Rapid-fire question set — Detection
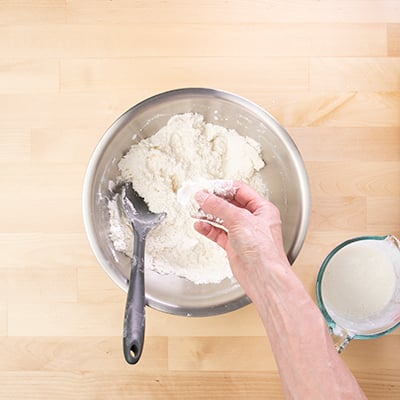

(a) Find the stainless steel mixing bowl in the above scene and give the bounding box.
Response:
[82,88,310,316]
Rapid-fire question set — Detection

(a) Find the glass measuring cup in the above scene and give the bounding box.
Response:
[316,235,400,352]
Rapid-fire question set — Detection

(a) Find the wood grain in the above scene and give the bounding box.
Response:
[388,24,400,56]
[0,1,399,399]
[60,57,310,93]
[0,24,388,58]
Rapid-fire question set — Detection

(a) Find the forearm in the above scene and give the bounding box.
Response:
[194,185,366,398]
[250,261,367,400]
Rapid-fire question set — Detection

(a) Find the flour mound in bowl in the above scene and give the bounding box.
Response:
[109,113,268,284]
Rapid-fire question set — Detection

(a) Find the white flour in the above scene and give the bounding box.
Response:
[109,113,267,284]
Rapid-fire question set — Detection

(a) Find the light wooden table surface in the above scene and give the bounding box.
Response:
[0,1,399,399]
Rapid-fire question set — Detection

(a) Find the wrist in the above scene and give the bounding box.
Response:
[248,259,300,312]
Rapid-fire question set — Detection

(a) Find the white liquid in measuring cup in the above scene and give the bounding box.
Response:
[322,240,396,320]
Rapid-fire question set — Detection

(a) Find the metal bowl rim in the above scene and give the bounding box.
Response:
[82,87,311,316]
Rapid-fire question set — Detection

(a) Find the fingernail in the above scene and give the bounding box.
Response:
[195,190,209,205]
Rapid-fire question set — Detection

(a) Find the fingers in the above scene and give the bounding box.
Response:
[231,181,281,226]
[231,180,268,213]
[194,181,268,226]
[194,220,228,249]
[195,191,248,229]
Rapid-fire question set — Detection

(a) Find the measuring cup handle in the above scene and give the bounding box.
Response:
[329,326,354,353]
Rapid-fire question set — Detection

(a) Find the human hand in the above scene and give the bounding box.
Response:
[194,181,290,295]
